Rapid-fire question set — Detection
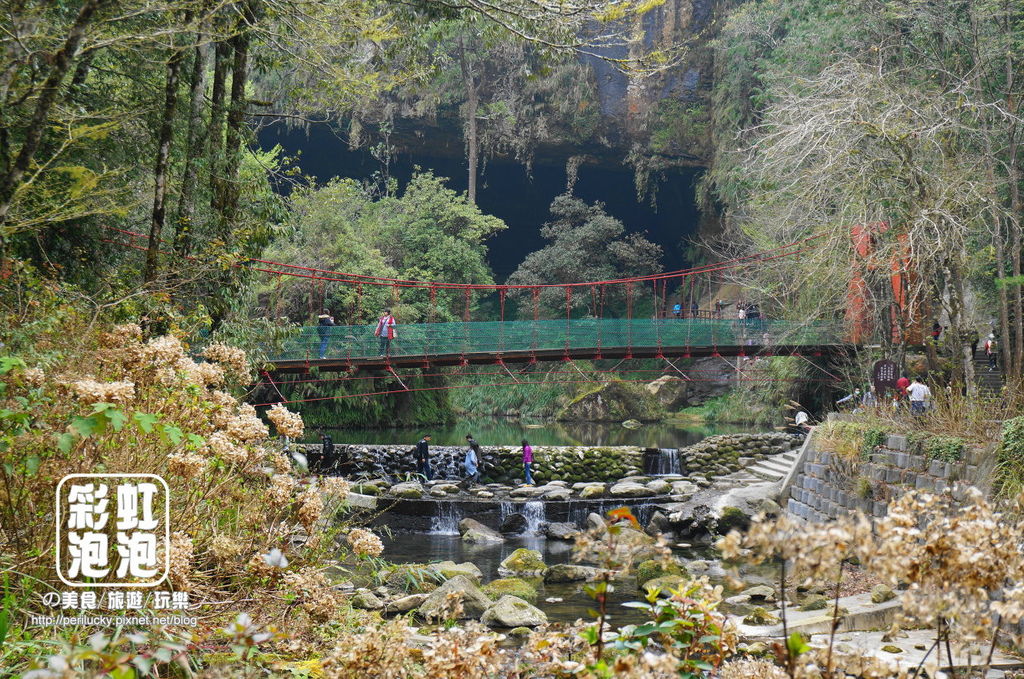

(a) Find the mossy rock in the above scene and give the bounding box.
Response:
[799,596,829,611]
[742,607,780,625]
[482,577,538,604]
[717,506,751,533]
[352,483,381,496]
[635,559,686,587]
[383,563,443,593]
[871,584,896,604]
[881,645,903,654]
[498,548,548,576]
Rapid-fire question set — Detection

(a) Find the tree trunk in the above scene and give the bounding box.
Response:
[945,258,975,397]
[208,39,230,216]
[174,35,210,259]
[1008,58,1022,378]
[458,35,478,205]
[0,0,106,234]
[1010,150,1022,379]
[220,2,253,234]
[144,45,185,284]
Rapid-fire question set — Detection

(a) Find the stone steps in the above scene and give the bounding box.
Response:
[745,451,801,482]
[973,356,1003,394]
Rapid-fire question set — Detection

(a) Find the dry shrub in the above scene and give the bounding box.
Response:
[0,317,352,629]
[322,618,506,679]
[720,658,789,679]
[720,488,1024,677]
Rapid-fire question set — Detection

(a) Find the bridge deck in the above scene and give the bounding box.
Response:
[264,319,848,373]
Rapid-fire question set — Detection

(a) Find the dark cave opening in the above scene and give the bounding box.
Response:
[259,123,705,279]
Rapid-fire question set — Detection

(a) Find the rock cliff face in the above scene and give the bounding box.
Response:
[584,0,720,119]
[373,0,728,169]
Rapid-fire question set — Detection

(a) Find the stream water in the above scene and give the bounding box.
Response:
[307,417,749,448]
[341,417,774,626]
[382,532,714,627]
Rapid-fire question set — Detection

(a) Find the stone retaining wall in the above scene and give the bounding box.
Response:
[787,434,987,523]
[302,432,801,485]
[299,443,645,484]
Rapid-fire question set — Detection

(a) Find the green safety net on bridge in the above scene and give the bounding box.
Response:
[266,319,845,363]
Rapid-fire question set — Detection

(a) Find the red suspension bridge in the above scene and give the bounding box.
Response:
[103,226,853,402]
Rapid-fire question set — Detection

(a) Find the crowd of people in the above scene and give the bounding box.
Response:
[835,375,934,416]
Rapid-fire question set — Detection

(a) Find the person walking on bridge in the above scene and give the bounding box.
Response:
[317,309,335,359]
[416,434,432,481]
[375,309,396,356]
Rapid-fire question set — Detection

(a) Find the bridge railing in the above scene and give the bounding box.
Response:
[267,319,846,363]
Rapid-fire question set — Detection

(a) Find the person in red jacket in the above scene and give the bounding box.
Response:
[896,375,911,405]
[374,309,396,356]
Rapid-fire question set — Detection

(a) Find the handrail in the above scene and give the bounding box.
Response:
[273,319,846,363]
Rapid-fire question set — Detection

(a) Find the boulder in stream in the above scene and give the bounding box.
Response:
[417,574,493,621]
[498,548,548,577]
[544,564,599,583]
[385,593,427,614]
[544,522,578,540]
[481,595,548,628]
[635,558,686,587]
[482,577,538,603]
[459,518,504,544]
[500,513,528,535]
[434,560,484,582]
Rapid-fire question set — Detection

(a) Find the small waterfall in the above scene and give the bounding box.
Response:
[521,501,546,534]
[646,449,681,476]
[498,500,547,535]
[430,501,461,535]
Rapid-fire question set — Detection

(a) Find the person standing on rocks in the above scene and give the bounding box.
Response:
[521,438,534,486]
[464,434,481,485]
[416,434,432,481]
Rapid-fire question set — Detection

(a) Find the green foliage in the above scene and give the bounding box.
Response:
[506,194,662,318]
[677,357,808,426]
[263,172,505,326]
[614,579,732,679]
[924,436,964,463]
[997,416,1024,497]
[856,476,873,500]
[907,432,964,462]
[862,427,887,457]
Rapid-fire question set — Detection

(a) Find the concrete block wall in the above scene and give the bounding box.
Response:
[786,434,981,523]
